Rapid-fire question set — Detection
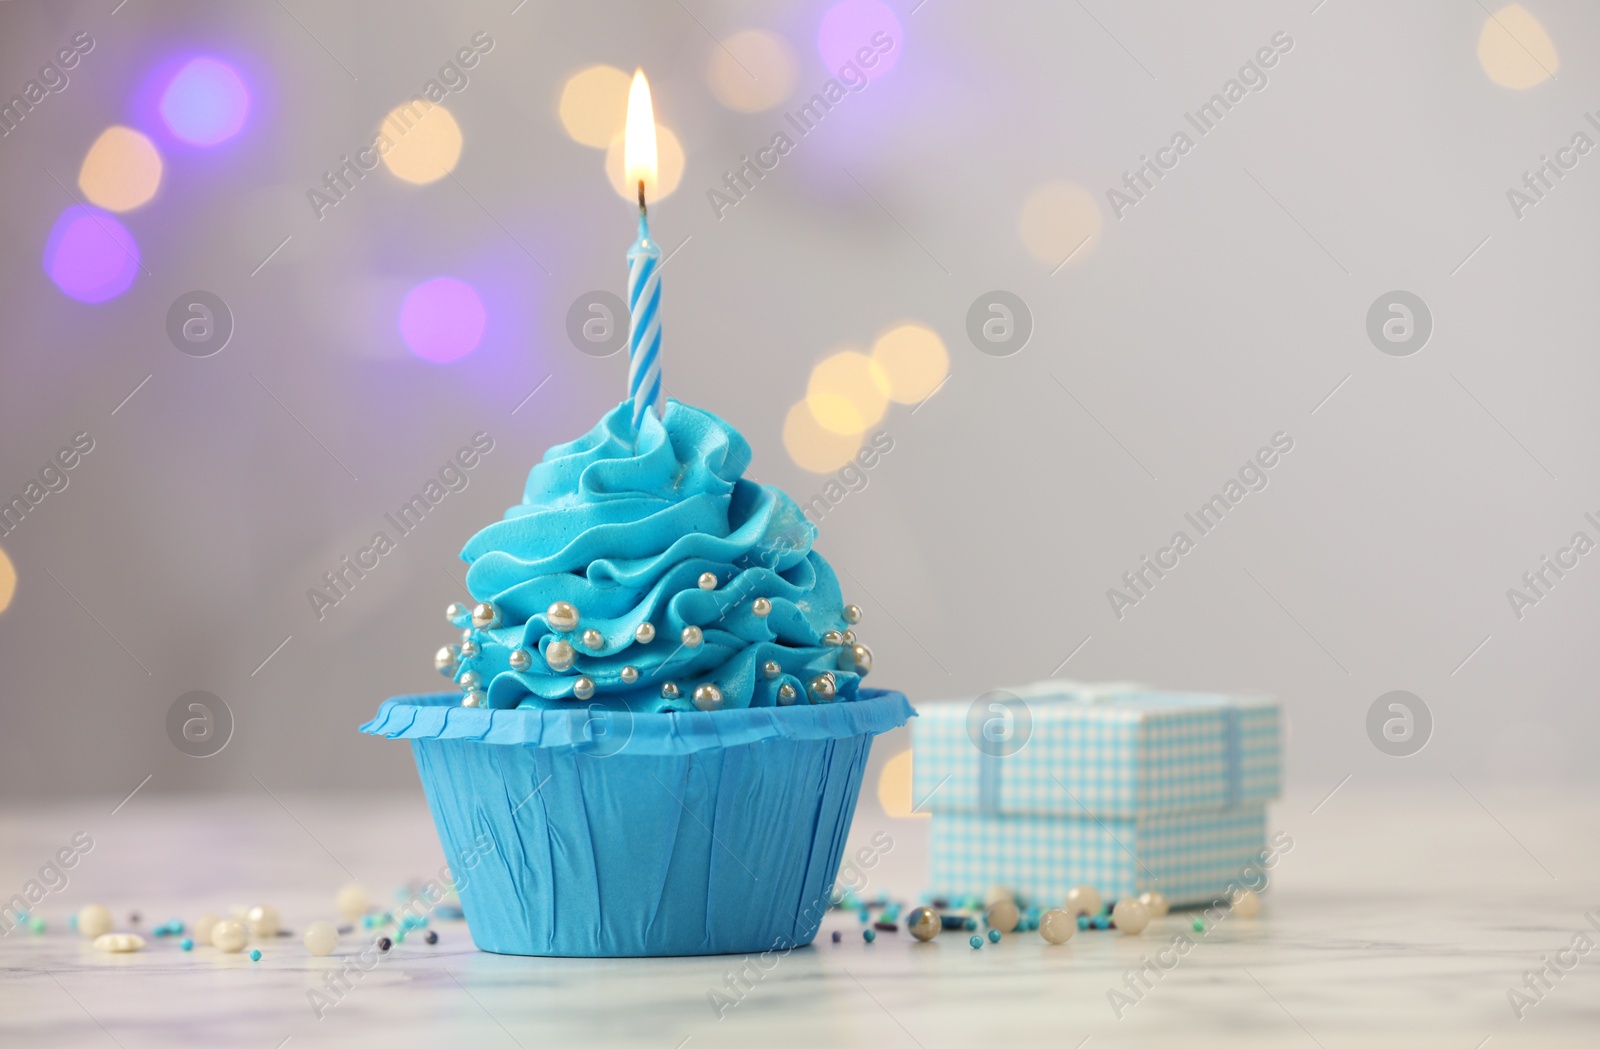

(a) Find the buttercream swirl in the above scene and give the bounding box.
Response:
[451,399,868,713]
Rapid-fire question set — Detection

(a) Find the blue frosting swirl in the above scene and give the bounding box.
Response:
[453,399,867,713]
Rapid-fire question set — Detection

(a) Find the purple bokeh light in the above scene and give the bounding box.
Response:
[399,278,487,363]
[818,0,903,79]
[159,57,250,146]
[43,207,140,303]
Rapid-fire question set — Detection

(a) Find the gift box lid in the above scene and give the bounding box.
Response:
[911,681,1280,819]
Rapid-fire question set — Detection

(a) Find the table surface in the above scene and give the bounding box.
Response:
[2,785,1596,1048]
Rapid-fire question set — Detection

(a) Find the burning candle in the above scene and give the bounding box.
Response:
[625,69,663,430]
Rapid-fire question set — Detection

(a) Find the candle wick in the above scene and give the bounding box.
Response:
[637,179,647,218]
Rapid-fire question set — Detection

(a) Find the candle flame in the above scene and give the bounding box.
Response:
[624,69,658,205]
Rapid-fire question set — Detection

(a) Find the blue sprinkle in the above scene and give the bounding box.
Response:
[180,938,194,951]
[1077,915,1090,930]
[964,917,978,931]
[987,929,1001,943]
[859,910,870,923]
[863,929,876,943]
[248,949,262,961]
[969,935,983,949]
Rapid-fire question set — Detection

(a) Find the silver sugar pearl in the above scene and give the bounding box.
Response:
[843,604,863,625]
[445,602,468,624]
[823,630,845,647]
[620,665,640,685]
[808,672,838,703]
[461,628,474,644]
[751,597,772,618]
[545,639,575,672]
[841,630,856,645]
[471,602,501,630]
[692,683,725,711]
[582,628,604,650]
[462,690,485,708]
[434,645,461,675]
[457,670,482,692]
[762,659,782,680]
[546,601,579,633]
[681,625,703,648]
[777,683,798,705]
[634,622,656,644]
[572,676,596,701]
[907,906,941,942]
[459,639,480,659]
[697,572,718,591]
[660,682,681,700]
[508,648,532,672]
[849,643,874,675]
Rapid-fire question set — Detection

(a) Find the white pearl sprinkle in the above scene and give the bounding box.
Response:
[620,665,639,684]
[752,597,772,618]
[545,640,575,672]
[508,648,532,672]
[582,628,604,650]
[572,676,596,700]
[822,630,844,646]
[693,683,724,711]
[777,683,797,705]
[471,602,501,630]
[843,604,862,625]
[661,682,680,699]
[635,622,656,644]
[304,921,339,957]
[546,601,579,632]
[446,602,467,623]
[762,659,781,679]
[698,572,718,590]
[681,626,703,648]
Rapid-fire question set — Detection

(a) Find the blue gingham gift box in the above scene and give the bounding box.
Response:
[913,682,1281,908]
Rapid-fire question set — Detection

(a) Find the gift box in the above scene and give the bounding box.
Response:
[913,682,1280,908]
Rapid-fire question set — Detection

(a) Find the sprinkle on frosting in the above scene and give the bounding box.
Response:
[445,399,871,713]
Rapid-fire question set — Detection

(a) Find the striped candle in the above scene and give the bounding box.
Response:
[627,212,663,430]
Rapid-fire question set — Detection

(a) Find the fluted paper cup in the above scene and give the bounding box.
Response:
[361,689,914,957]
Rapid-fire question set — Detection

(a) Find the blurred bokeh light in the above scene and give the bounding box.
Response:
[78,126,164,212]
[398,277,487,363]
[43,206,140,303]
[707,29,799,113]
[817,0,902,78]
[0,546,14,616]
[559,64,631,148]
[159,57,251,145]
[806,350,889,435]
[1018,180,1102,268]
[783,399,863,473]
[1478,4,1558,89]
[871,324,948,403]
[379,102,463,185]
[605,123,684,201]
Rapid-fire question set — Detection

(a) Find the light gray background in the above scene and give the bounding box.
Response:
[1,0,1595,801]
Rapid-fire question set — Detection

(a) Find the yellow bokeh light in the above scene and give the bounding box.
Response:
[871,324,948,404]
[605,123,684,202]
[559,65,631,148]
[0,545,14,615]
[783,400,863,473]
[379,101,463,185]
[807,351,889,435]
[707,29,798,113]
[1018,180,1102,267]
[876,749,928,819]
[1478,4,1559,89]
[78,126,163,212]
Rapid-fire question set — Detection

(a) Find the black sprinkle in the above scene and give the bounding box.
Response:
[931,899,948,909]
[424,930,438,945]
[128,912,141,924]
[376,936,392,952]
[873,921,898,933]
[940,914,968,930]
[831,931,842,943]
[275,929,294,937]
[337,924,353,934]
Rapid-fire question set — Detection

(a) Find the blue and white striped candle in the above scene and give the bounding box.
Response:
[624,69,663,430]
[627,214,662,429]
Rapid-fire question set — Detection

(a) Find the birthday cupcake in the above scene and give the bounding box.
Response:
[363,399,912,957]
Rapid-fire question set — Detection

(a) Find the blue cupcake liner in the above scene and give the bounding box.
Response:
[362,689,914,957]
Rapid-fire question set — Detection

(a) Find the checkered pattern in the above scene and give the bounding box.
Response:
[913,686,1281,907]
[928,806,1269,907]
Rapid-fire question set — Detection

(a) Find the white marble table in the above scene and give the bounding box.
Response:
[2,786,1596,1048]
